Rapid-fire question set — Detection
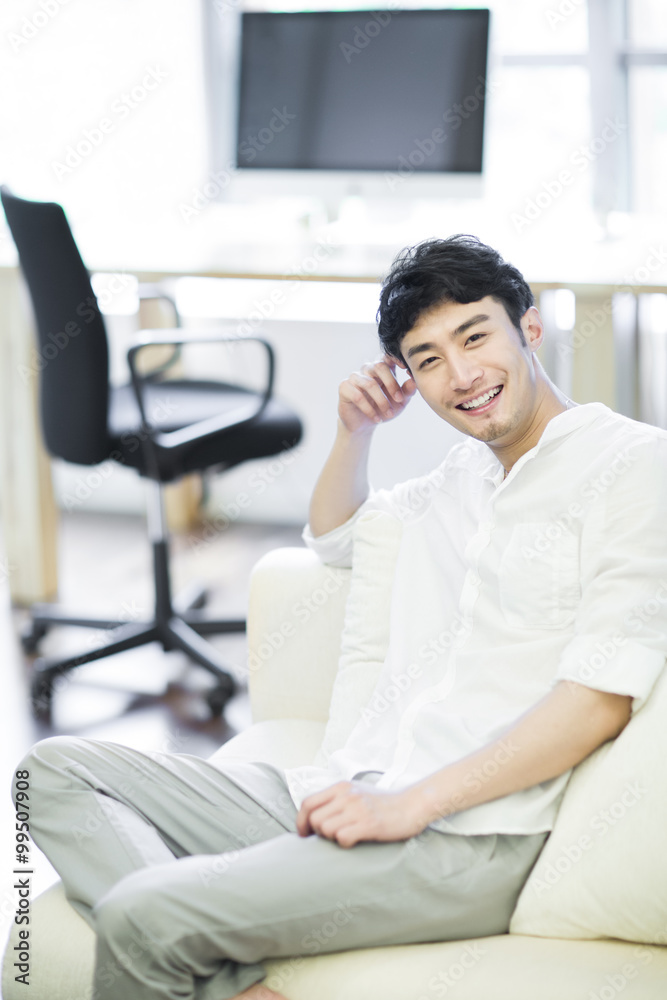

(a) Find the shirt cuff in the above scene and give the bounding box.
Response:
[552,634,667,714]
[302,513,360,568]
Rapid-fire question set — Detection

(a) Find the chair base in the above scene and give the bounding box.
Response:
[23,583,245,719]
[21,481,251,720]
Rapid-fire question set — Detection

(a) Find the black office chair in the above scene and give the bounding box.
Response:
[1,188,303,718]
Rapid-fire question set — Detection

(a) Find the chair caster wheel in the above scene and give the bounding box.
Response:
[206,676,236,717]
[31,665,54,718]
[21,621,48,654]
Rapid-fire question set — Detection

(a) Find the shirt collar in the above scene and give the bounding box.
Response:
[536,400,610,446]
[473,402,612,485]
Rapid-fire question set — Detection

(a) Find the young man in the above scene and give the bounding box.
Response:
[17,236,667,1000]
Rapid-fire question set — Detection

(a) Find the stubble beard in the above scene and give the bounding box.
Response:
[457,405,523,445]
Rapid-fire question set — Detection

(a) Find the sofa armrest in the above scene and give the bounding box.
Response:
[247,547,350,723]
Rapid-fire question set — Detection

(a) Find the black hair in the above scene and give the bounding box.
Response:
[376,235,534,361]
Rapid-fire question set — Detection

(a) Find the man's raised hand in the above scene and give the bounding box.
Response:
[308,355,416,537]
[338,355,416,435]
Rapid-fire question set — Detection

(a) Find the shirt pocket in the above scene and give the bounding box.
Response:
[498,522,581,629]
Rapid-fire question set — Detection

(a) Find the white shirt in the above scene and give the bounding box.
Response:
[283,403,667,836]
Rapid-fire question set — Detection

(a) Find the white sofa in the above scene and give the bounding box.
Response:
[4,543,667,1000]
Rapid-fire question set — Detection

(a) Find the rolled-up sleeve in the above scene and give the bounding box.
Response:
[302,510,364,568]
[302,487,401,567]
[302,454,454,568]
[553,435,667,713]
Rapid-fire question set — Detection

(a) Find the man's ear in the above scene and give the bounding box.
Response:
[521,306,545,353]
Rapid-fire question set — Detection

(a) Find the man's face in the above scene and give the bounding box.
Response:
[398,296,543,447]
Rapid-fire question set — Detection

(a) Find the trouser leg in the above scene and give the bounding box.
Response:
[17,736,547,1000]
[93,822,547,1000]
[16,735,297,923]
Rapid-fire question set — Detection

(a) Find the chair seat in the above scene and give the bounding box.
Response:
[108,380,302,481]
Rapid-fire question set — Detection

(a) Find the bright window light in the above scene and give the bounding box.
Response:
[553,288,576,331]
[91,273,139,316]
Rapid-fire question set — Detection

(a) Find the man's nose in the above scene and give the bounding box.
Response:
[448,356,483,391]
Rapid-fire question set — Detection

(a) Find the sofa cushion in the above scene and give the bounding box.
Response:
[208,718,326,770]
[247,547,351,724]
[511,664,667,944]
[313,509,402,765]
[263,935,667,1000]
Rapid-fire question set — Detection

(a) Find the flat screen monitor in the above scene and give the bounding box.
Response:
[235,9,490,175]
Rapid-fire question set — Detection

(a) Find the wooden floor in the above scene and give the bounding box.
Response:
[0,510,304,965]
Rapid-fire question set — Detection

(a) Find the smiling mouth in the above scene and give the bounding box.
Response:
[456,385,503,412]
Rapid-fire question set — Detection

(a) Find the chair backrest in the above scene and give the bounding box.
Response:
[1,189,110,465]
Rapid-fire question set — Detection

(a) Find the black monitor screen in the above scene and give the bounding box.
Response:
[236,9,490,173]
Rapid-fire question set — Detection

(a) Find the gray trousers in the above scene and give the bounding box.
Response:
[17,736,548,1000]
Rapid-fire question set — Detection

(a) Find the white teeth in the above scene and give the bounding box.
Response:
[460,386,501,410]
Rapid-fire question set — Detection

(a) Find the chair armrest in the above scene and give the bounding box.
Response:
[126,331,275,461]
[247,547,350,723]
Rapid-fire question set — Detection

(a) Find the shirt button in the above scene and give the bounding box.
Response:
[469,572,482,587]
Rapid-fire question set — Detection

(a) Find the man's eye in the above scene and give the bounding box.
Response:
[419,356,438,369]
[466,333,485,345]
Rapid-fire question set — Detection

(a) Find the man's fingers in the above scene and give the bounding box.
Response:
[297,784,364,840]
[343,374,396,422]
[296,808,312,836]
[340,380,385,422]
[338,357,416,433]
[306,799,350,836]
[348,364,409,415]
[402,374,417,396]
[360,359,405,403]
[297,784,347,835]
[334,824,364,849]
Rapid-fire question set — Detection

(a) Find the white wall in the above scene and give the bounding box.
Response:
[0,0,210,268]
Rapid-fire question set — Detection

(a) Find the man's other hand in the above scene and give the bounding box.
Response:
[338,355,417,435]
[296,780,425,847]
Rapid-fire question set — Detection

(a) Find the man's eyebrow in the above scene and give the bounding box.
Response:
[405,314,491,360]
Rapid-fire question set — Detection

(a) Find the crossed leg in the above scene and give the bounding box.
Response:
[17,735,547,1000]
